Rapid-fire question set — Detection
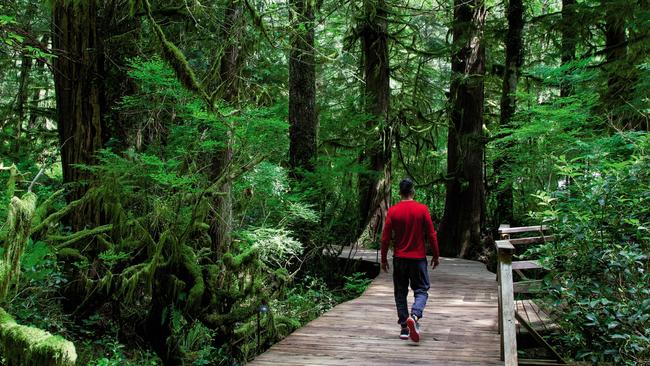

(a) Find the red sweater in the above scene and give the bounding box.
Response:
[380,200,440,262]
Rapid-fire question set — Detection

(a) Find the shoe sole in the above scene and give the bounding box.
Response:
[399,334,409,340]
[406,318,420,342]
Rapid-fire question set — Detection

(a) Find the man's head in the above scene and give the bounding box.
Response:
[399,178,415,199]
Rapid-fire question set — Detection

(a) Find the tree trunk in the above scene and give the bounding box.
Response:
[52,0,103,228]
[288,0,317,178]
[209,0,244,254]
[12,2,38,156]
[439,0,486,258]
[358,0,391,240]
[99,1,142,150]
[28,35,49,131]
[13,54,32,155]
[494,0,523,229]
[560,0,576,98]
[600,0,640,129]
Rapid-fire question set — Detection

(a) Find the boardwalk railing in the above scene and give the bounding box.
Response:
[496,225,518,366]
[495,224,568,366]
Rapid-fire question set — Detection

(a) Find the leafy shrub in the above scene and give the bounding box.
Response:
[531,132,650,365]
[342,272,372,297]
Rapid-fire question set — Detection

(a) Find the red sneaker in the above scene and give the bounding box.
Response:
[406,315,420,342]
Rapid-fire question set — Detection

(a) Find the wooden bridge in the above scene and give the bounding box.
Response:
[248,248,504,366]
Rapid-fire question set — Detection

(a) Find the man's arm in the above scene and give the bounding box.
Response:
[424,209,440,266]
[380,210,392,268]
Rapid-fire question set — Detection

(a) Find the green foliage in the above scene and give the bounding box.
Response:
[529,132,650,365]
[342,272,372,297]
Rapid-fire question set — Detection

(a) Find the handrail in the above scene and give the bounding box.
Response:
[496,223,566,365]
[498,225,549,235]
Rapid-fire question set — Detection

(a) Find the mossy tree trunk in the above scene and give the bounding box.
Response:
[494,0,523,229]
[439,0,486,258]
[358,0,391,240]
[52,0,103,229]
[288,0,318,180]
[209,0,245,256]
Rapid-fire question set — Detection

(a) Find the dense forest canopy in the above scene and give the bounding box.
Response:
[0,0,648,365]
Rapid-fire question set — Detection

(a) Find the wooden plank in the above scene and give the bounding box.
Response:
[514,280,543,294]
[496,240,515,253]
[515,311,568,364]
[512,260,543,270]
[248,256,503,366]
[498,225,549,235]
[516,300,559,332]
[519,359,566,365]
[510,235,556,245]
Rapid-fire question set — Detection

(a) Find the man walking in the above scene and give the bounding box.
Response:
[380,178,440,342]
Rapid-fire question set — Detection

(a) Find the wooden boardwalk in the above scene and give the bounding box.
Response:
[249,252,504,366]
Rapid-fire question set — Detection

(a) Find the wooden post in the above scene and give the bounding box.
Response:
[496,224,509,336]
[497,240,517,366]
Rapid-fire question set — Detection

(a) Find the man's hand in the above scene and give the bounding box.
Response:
[381,261,390,272]
[431,257,439,269]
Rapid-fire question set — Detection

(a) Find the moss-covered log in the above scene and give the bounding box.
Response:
[0,308,76,366]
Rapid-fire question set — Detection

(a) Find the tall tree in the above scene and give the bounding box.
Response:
[99,1,142,150]
[288,0,318,179]
[494,0,524,228]
[358,0,391,239]
[12,1,38,156]
[439,0,486,258]
[209,0,245,254]
[600,0,639,129]
[560,0,576,98]
[52,0,103,227]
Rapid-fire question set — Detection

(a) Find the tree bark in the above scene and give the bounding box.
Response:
[288,0,317,178]
[560,0,576,98]
[13,54,32,155]
[98,1,142,150]
[494,0,524,229]
[209,0,244,254]
[439,0,486,258]
[358,0,391,240]
[52,0,103,228]
[600,0,641,129]
[28,35,49,131]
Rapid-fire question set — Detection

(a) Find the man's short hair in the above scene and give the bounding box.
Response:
[399,178,415,196]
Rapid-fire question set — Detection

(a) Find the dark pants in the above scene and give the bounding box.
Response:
[393,257,430,325]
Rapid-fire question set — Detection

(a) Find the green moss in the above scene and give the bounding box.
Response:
[0,308,77,366]
[1,192,37,301]
[178,244,204,313]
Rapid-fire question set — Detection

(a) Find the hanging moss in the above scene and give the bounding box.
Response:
[142,0,211,106]
[0,308,76,366]
[0,192,37,301]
